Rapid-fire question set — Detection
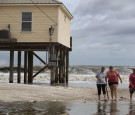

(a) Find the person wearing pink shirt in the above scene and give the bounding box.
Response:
[106,66,122,101]
[129,68,135,101]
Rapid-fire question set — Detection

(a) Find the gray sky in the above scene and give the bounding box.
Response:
[61,0,135,66]
[0,0,135,66]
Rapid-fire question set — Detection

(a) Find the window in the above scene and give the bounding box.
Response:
[64,15,66,22]
[22,12,32,31]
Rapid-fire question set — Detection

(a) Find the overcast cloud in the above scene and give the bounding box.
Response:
[0,0,135,66]
[60,0,135,66]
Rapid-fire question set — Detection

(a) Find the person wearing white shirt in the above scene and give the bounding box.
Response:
[95,67,107,101]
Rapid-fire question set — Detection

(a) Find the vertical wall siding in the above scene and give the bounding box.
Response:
[58,7,71,48]
[0,6,58,43]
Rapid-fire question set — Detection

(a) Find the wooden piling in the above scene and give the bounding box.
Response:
[66,49,69,83]
[30,51,33,83]
[28,51,33,84]
[24,51,28,84]
[63,49,66,83]
[55,67,58,83]
[59,46,62,83]
[51,66,55,84]
[9,48,14,83]
[17,50,21,83]
[28,51,30,83]
[55,48,59,84]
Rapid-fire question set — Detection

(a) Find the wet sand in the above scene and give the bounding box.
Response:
[0,100,135,114]
[0,83,134,115]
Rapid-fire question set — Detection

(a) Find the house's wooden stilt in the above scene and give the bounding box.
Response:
[63,48,66,83]
[54,46,58,84]
[28,51,33,84]
[30,51,34,83]
[30,51,33,84]
[49,45,56,84]
[28,51,30,84]
[50,66,55,84]
[59,46,62,83]
[55,67,58,83]
[24,51,28,84]
[62,48,65,83]
[57,46,68,84]
[66,48,69,83]
[17,50,21,83]
[9,48,14,83]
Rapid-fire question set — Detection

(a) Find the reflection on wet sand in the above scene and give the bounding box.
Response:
[1,100,135,115]
[95,101,108,114]
[94,101,135,115]
[128,102,135,115]
[94,101,119,115]
[109,101,119,115]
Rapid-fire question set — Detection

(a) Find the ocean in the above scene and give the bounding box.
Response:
[0,65,132,88]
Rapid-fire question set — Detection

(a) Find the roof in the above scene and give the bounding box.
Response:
[0,0,73,19]
[0,0,62,4]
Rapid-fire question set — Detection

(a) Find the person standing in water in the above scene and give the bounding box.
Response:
[95,66,107,101]
[106,66,122,101]
[129,68,135,101]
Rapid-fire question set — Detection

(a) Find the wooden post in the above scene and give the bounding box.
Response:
[66,49,69,83]
[60,47,66,83]
[24,51,28,84]
[17,50,21,83]
[59,47,62,83]
[31,51,33,83]
[28,51,30,84]
[28,51,33,84]
[55,67,58,83]
[51,66,55,84]
[63,49,66,83]
[9,48,14,83]
[55,47,60,83]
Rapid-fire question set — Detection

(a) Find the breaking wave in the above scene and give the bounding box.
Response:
[0,65,132,83]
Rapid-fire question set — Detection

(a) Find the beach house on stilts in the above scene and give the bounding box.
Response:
[0,0,73,84]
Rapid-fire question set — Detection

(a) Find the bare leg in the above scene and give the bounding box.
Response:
[110,85,113,100]
[104,94,107,100]
[130,93,132,101]
[98,95,100,100]
[113,84,118,101]
[102,84,107,100]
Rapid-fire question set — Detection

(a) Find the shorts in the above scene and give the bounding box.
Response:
[109,82,118,86]
[129,88,135,94]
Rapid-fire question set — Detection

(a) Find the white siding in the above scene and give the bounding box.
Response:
[58,7,71,48]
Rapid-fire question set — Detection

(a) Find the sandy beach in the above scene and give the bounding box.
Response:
[0,83,134,115]
[0,83,130,102]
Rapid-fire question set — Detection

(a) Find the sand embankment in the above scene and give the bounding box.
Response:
[0,83,129,102]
